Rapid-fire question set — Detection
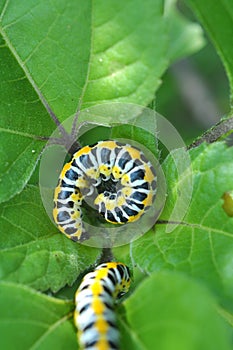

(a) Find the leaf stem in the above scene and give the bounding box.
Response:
[98,248,114,264]
[188,116,233,149]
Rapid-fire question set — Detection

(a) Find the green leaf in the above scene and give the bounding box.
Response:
[0,0,91,120]
[0,1,205,202]
[111,124,159,158]
[0,185,100,292]
[0,0,167,114]
[165,0,205,62]
[186,0,233,107]
[77,102,160,159]
[120,271,232,350]
[0,281,77,350]
[81,0,169,108]
[131,143,233,304]
[0,33,55,203]
[0,0,205,115]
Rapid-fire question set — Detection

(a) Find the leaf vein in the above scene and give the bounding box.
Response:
[29,313,72,350]
[0,0,10,22]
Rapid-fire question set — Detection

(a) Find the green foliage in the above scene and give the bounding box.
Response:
[0,0,204,202]
[131,143,233,306]
[186,0,233,107]
[0,185,100,292]
[121,271,232,350]
[0,1,232,349]
[0,282,76,350]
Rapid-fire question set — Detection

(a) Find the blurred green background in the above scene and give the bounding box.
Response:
[157,1,229,144]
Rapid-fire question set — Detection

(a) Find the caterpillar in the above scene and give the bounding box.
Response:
[53,140,157,241]
[74,262,131,350]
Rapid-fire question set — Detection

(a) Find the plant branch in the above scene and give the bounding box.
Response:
[188,115,233,149]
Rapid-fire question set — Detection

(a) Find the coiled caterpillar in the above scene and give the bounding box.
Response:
[53,140,156,241]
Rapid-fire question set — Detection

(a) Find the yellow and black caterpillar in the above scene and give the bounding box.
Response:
[53,140,157,241]
[74,262,131,350]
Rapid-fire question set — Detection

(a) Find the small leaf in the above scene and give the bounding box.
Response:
[120,271,232,350]
[0,185,100,291]
[0,281,77,350]
[131,143,233,304]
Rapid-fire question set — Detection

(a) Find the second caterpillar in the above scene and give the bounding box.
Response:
[74,262,131,350]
